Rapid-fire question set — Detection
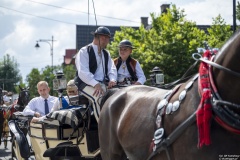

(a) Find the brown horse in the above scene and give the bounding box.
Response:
[99,30,240,160]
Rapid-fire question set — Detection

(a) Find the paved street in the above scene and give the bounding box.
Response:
[0,133,35,160]
[0,133,12,160]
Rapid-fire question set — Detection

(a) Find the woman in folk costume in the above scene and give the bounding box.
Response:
[114,39,146,85]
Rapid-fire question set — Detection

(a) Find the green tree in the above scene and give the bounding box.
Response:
[206,15,233,48]
[108,5,206,83]
[26,68,41,98]
[14,79,27,94]
[0,54,21,92]
[236,2,240,23]
[63,64,76,81]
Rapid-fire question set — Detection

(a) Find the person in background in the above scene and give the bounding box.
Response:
[22,81,57,117]
[114,39,146,85]
[3,90,10,105]
[31,79,79,122]
[75,26,117,122]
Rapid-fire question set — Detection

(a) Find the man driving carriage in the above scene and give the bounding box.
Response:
[74,26,117,122]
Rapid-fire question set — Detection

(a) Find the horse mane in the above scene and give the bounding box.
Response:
[100,88,120,109]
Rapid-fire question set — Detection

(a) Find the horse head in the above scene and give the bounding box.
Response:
[205,30,240,138]
[16,86,30,110]
[212,30,240,105]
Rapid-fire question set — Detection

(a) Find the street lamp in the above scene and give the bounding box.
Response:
[35,35,56,73]
[233,0,236,32]
[150,66,164,86]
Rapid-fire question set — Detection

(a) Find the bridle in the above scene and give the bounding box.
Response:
[19,89,30,106]
[200,54,240,134]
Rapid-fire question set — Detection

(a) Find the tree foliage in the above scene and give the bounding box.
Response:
[26,68,41,98]
[0,54,21,92]
[206,15,233,48]
[63,64,76,81]
[108,5,207,83]
[107,5,234,84]
[236,2,240,23]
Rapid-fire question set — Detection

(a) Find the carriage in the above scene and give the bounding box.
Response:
[9,105,101,160]
[8,74,102,160]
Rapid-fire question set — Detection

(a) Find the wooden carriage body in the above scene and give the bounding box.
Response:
[9,107,101,160]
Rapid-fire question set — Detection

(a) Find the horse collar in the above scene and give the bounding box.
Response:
[149,74,199,159]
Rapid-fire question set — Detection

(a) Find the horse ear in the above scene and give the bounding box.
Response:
[19,85,23,91]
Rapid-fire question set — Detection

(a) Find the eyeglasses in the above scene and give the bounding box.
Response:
[67,91,75,94]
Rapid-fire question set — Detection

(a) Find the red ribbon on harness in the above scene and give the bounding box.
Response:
[197,50,212,148]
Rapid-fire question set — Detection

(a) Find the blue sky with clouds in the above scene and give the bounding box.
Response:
[0,0,237,83]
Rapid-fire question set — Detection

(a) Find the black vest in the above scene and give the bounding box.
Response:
[75,44,109,90]
[115,56,138,81]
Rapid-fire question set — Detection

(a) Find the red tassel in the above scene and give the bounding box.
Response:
[203,90,212,145]
[197,50,213,148]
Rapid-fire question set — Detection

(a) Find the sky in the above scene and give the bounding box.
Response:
[0,0,238,83]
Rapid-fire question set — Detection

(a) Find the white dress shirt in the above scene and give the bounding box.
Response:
[117,61,146,85]
[22,96,57,116]
[37,96,70,121]
[75,43,117,87]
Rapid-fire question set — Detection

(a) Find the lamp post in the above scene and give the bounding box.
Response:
[35,36,56,73]
[233,0,236,32]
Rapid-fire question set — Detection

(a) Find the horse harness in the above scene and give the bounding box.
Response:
[148,52,240,160]
[147,74,198,160]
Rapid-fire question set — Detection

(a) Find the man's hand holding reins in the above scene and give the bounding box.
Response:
[34,112,41,118]
[108,80,116,89]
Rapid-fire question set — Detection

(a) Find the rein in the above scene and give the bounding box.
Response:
[193,53,240,78]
